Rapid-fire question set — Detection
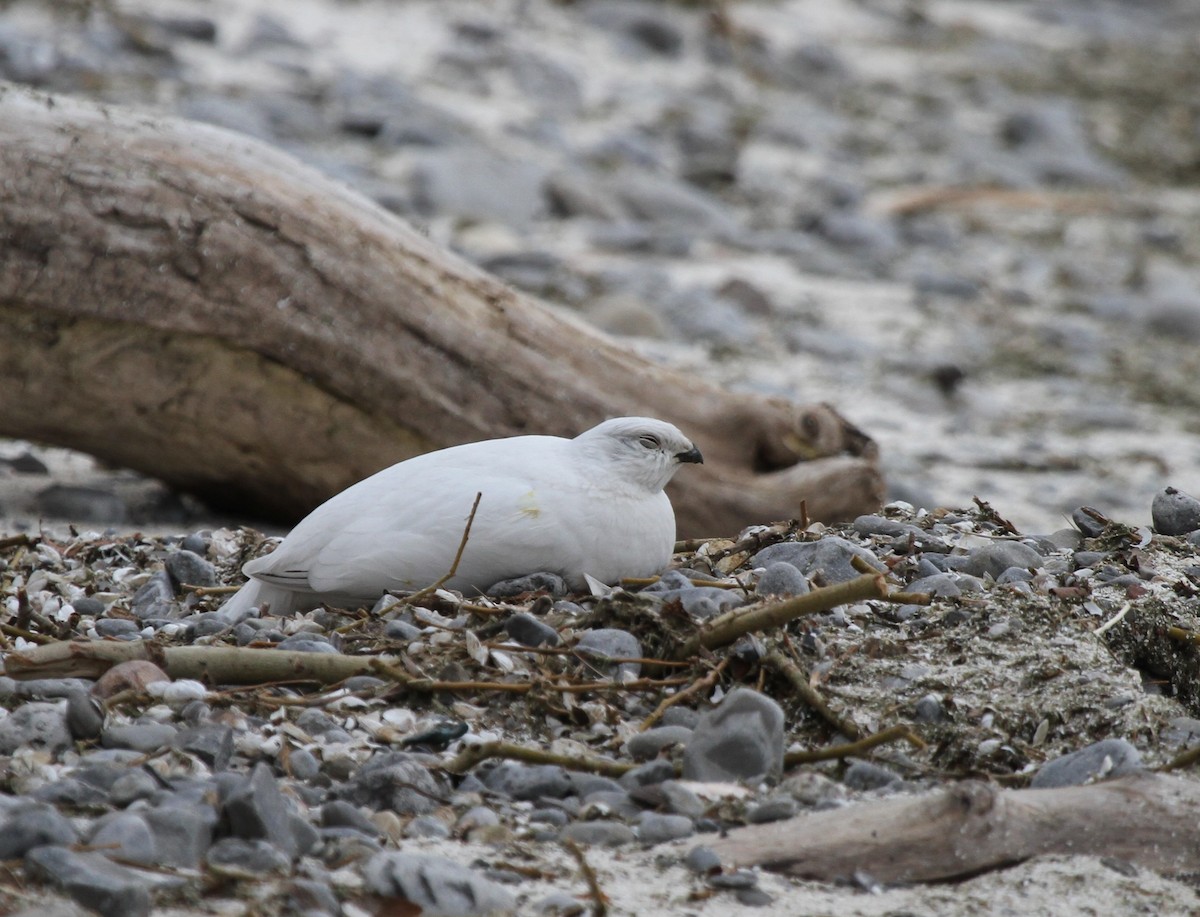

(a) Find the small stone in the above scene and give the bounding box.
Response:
[683,688,785,784]
[625,725,693,760]
[752,537,884,586]
[206,837,291,876]
[1151,487,1200,536]
[88,812,157,866]
[961,541,1044,580]
[0,803,79,858]
[484,762,572,801]
[172,724,233,770]
[913,694,948,724]
[621,759,675,788]
[65,690,105,740]
[101,722,178,753]
[181,531,209,555]
[1071,507,1108,538]
[755,562,810,598]
[574,628,642,680]
[746,796,798,823]
[384,618,423,641]
[109,770,160,807]
[636,812,694,845]
[336,751,445,815]
[843,761,902,791]
[164,550,217,589]
[24,847,151,917]
[74,596,107,617]
[488,572,568,598]
[1031,738,1143,788]
[659,780,707,819]
[93,660,170,698]
[35,484,127,524]
[684,845,723,875]
[94,617,139,638]
[143,802,217,868]
[221,761,300,859]
[286,748,321,782]
[364,851,517,914]
[558,821,636,847]
[286,877,342,917]
[403,814,452,839]
[505,612,560,647]
[129,570,177,620]
[0,701,72,755]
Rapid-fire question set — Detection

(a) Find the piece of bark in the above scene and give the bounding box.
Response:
[708,773,1200,882]
[0,84,883,536]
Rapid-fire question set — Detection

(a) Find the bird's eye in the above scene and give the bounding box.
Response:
[638,434,661,450]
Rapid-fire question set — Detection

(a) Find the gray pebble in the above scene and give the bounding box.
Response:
[287,748,321,782]
[661,706,700,729]
[1031,738,1143,788]
[221,762,301,859]
[913,694,948,724]
[581,789,640,819]
[276,634,338,653]
[164,549,217,589]
[659,780,707,819]
[755,562,810,598]
[130,570,177,620]
[575,628,642,680]
[1151,487,1200,536]
[286,877,342,917]
[24,847,151,917]
[143,803,217,868]
[625,725,693,760]
[746,795,798,823]
[843,761,902,791]
[74,596,107,617]
[0,701,72,755]
[752,537,884,585]
[0,802,79,858]
[207,837,291,876]
[109,769,160,807]
[181,531,209,555]
[621,759,676,788]
[907,573,961,598]
[636,812,694,845]
[94,617,140,638]
[484,762,572,801]
[709,868,760,889]
[101,722,178,753]
[403,814,452,839]
[683,688,785,784]
[35,484,127,524]
[88,812,157,866]
[961,541,1044,580]
[487,572,569,598]
[384,619,423,641]
[65,691,105,740]
[558,821,637,847]
[364,851,517,913]
[172,724,234,770]
[505,612,560,647]
[684,844,722,875]
[529,808,569,827]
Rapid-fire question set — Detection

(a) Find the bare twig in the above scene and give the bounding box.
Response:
[402,491,483,605]
[639,657,730,732]
[183,584,239,596]
[783,724,925,767]
[564,838,608,917]
[442,740,636,778]
[764,650,860,739]
[1093,601,1131,636]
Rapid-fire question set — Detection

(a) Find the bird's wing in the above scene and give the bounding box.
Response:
[245,437,582,597]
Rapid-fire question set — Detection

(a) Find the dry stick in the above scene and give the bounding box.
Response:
[620,575,744,590]
[563,838,608,917]
[1157,743,1200,773]
[185,584,239,596]
[402,491,483,606]
[442,740,636,778]
[763,650,861,740]
[674,571,890,660]
[639,657,730,732]
[1165,625,1200,646]
[783,724,925,767]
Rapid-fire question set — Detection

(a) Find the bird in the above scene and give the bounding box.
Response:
[220,417,703,615]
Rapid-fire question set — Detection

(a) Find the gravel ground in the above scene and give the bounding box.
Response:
[3,0,1200,914]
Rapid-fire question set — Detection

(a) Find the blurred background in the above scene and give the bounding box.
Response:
[2,0,1200,535]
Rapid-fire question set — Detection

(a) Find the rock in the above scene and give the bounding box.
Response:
[88,812,157,866]
[24,847,152,917]
[488,572,569,598]
[93,660,170,698]
[684,844,722,875]
[128,571,177,620]
[746,795,799,823]
[843,761,902,791]
[752,537,885,586]
[321,801,381,837]
[635,812,694,845]
[171,724,233,770]
[504,612,559,647]
[558,821,637,847]
[1151,487,1200,536]
[364,852,517,914]
[221,762,300,859]
[625,725,693,760]
[1032,738,1144,788]
[100,722,178,753]
[683,688,785,784]
[163,549,217,589]
[484,762,572,801]
[0,803,79,858]
[961,541,1045,580]
[64,691,105,740]
[0,701,71,755]
[755,562,810,598]
[656,585,745,618]
[336,752,445,815]
[411,147,549,227]
[574,628,642,680]
[206,838,291,876]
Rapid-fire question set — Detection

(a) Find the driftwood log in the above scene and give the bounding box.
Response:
[0,84,883,536]
[708,773,1200,882]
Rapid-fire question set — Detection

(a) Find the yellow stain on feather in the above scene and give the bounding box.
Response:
[517,490,541,518]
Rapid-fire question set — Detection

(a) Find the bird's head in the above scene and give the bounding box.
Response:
[575,417,703,493]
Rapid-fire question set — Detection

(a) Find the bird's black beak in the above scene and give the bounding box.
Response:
[676,446,704,465]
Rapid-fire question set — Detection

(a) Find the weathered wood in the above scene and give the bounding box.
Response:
[0,84,884,536]
[708,773,1200,882]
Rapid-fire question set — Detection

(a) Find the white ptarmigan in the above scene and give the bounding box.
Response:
[221,417,702,615]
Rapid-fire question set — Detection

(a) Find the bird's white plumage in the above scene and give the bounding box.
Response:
[221,417,701,615]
